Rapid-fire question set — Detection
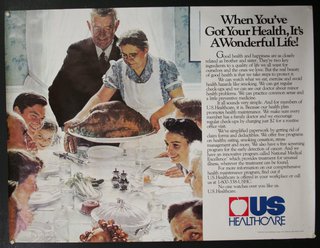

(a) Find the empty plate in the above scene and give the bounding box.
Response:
[152,176,187,187]
[87,146,124,159]
[68,129,155,143]
[149,158,172,175]
[15,222,52,242]
[38,165,60,178]
[29,190,60,207]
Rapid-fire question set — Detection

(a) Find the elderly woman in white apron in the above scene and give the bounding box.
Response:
[64,29,184,152]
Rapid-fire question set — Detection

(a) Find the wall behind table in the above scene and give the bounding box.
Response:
[175,7,201,85]
[5,11,29,113]
[5,11,28,87]
[5,7,202,112]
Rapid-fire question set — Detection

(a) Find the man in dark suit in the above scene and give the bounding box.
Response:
[48,8,122,128]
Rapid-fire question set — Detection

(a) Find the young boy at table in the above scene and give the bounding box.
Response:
[32,119,58,150]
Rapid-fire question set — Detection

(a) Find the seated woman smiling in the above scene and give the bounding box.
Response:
[163,118,202,176]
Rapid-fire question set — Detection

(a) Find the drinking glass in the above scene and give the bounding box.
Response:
[58,161,72,183]
[77,145,89,159]
[147,195,163,222]
[53,205,69,242]
[60,185,74,210]
[128,168,150,211]
[135,146,148,167]
[129,170,144,192]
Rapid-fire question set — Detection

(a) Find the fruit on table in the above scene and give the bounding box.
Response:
[79,219,128,242]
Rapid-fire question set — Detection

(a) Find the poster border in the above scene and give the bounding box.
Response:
[1,0,319,247]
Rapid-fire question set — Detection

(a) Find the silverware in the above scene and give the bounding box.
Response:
[53,152,87,165]
[32,207,56,212]
[142,165,151,173]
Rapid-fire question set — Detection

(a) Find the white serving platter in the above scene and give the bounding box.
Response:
[68,129,155,143]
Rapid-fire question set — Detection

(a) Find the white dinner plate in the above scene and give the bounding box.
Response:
[87,146,123,159]
[149,158,172,175]
[68,129,155,143]
[152,176,187,187]
[29,190,60,207]
[38,165,60,178]
[156,191,194,206]
[15,222,52,242]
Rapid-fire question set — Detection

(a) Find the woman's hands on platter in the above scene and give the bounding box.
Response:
[150,112,161,132]
[63,118,81,153]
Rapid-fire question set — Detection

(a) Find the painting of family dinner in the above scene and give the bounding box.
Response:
[4,4,315,243]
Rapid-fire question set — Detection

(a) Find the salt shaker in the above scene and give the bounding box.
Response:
[119,170,129,191]
[111,168,120,188]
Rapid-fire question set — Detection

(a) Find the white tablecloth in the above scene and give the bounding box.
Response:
[15,137,195,243]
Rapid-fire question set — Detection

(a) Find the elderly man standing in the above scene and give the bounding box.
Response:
[48,8,123,129]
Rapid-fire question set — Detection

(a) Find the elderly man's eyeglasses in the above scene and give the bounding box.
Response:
[121,52,138,60]
[93,25,114,35]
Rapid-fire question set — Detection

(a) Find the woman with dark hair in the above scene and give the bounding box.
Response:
[163,118,202,174]
[8,149,43,241]
[64,29,184,152]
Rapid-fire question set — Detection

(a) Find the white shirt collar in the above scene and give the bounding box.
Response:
[96,39,114,59]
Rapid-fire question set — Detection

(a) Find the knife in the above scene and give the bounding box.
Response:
[53,152,87,166]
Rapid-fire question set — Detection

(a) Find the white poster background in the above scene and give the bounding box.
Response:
[201,6,315,240]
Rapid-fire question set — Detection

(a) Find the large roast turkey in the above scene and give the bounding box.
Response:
[69,101,153,138]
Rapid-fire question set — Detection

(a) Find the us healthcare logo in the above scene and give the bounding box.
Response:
[228,196,286,226]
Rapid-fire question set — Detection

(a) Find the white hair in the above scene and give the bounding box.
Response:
[189,140,202,176]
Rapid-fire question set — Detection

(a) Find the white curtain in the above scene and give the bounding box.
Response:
[23,7,175,97]
[24,9,90,96]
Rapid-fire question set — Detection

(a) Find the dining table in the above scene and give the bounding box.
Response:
[14,131,195,243]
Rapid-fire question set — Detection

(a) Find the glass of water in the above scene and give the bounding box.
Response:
[53,205,69,242]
